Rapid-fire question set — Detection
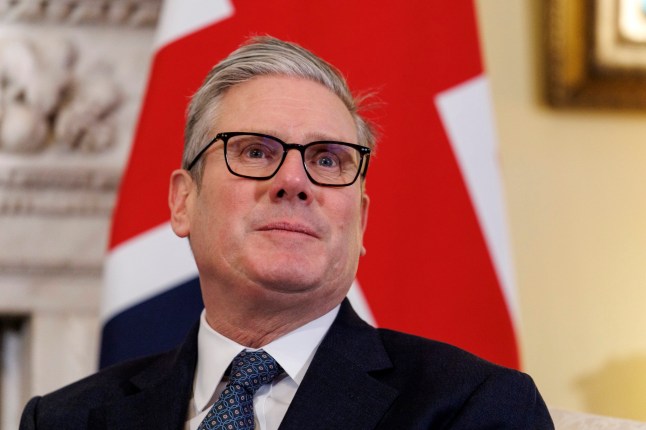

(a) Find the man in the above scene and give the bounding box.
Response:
[21,36,553,429]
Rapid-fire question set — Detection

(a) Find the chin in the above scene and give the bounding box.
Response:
[251,269,322,294]
[246,250,324,282]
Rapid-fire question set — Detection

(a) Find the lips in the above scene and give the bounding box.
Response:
[257,221,320,238]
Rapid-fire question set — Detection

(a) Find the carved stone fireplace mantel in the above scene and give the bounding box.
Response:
[0,4,159,426]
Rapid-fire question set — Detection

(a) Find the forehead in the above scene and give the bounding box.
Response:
[212,75,358,144]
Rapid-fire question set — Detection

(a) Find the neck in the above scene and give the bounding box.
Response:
[203,293,339,348]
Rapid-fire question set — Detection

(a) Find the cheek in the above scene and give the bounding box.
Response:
[331,195,365,247]
[194,184,258,250]
[192,190,225,244]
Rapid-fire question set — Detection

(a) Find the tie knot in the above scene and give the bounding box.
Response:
[229,350,283,395]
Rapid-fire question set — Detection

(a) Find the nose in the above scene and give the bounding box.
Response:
[268,150,312,203]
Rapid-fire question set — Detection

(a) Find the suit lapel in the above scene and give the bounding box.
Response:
[89,323,199,430]
[279,300,399,430]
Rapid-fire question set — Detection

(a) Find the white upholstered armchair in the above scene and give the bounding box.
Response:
[550,409,646,429]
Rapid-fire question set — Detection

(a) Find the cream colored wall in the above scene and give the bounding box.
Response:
[476,0,646,421]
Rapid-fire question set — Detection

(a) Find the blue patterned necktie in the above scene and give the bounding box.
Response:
[197,350,284,430]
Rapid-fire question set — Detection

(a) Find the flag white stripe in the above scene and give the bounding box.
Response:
[347,281,376,326]
[154,0,234,50]
[102,222,198,321]
[435,75,519,324]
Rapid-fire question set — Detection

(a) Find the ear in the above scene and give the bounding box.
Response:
[360,192,370,234]
[360,192,370,256]
[169,169,195,238]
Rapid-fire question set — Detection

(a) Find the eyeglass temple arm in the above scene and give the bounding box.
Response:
[187,137,219,171]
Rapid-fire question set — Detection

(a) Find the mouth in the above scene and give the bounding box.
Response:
[257,222,320,238]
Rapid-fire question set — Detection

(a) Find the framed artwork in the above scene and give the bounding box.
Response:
[545,0,646,109]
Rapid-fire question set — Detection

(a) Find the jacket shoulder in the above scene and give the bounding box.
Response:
[374,328,553,429]
[19,350,174,429]
[376,327,511,376]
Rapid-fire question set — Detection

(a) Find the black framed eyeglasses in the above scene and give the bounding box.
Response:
[187,132,371,187]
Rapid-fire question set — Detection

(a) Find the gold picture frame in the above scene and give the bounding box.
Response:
[545,0,646,109]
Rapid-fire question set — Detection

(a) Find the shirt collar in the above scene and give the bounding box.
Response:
[193,305,340,412]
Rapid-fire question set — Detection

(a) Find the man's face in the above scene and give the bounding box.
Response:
[171,75,369,315]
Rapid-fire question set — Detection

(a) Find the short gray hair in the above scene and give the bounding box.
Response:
[183,35,376,184]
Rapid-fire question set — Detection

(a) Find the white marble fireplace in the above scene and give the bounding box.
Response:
[0,2,160,427]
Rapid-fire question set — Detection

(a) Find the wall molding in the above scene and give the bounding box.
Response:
[0,0,161,27]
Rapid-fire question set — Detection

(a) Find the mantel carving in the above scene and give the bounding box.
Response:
[0,0,161,27]
[0,24,153,214]
[0,34,123,155]
[0,24,153,274]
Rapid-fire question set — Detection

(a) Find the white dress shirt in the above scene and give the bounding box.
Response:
[185,305,340,430]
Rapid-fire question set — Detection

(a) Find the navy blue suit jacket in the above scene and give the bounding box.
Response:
[20,300,554,429]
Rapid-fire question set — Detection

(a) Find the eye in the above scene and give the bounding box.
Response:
[307,143,359,174]
[244,144,272,159]
[314,153,339,168]
[228,136,281,163]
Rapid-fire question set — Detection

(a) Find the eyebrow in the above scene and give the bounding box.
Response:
[242,129,354,144]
